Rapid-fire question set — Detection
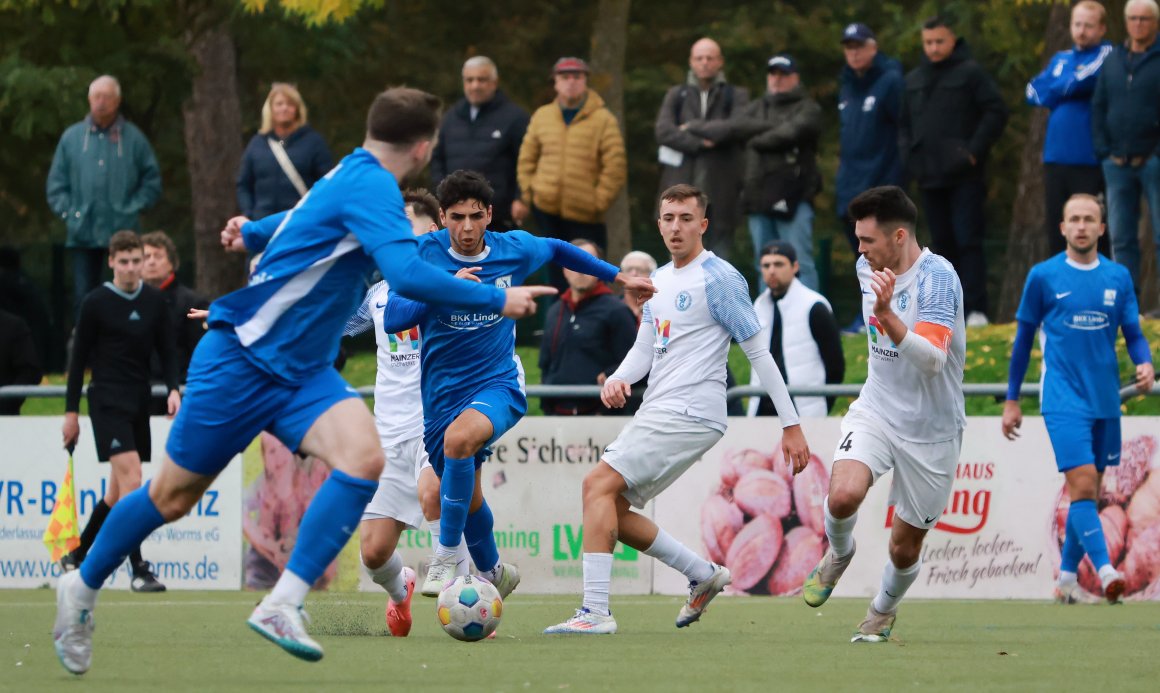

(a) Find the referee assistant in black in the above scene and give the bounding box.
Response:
[61,231,180,592]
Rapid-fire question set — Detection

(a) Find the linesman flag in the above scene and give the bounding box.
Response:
[44,449,81,561]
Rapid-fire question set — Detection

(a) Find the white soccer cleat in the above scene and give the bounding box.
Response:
[421,554,458,597]
[1101,569,1126,605]
[676,564,731,628]
[53,571,94,675]
[543,608,618,635]
[490,562,521,600]
[1053,580,1099,605]
[247,597,324,662]
[850,604,895,643]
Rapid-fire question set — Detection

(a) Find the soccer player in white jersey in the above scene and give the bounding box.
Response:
[801,185,967,643]
[341,189,472,637]
[544,184,812,635]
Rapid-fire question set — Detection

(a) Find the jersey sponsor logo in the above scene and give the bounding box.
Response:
[896,290,909,312]
[495,275,512,288]
[1104,288,1116,306]
[128,310,140,321]
[653,318,671,354]
[387,327,420,353]
[442,311,503,330]
[675,290,693,312]
[867,316,898,358]
[1066,310,1109,331]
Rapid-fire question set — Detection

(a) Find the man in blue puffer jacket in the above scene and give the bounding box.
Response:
[1092,0,1160,299]
[1027,0,1113,257]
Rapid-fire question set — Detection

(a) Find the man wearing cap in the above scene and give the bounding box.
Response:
[1027,2,1113,258]
[747,241,844,418]
[654,38,749,261]
[837,24,905,258]
[431,56,530,231]
[518,57,627,289]
[685,54,822,288]
[900,15,1007,327]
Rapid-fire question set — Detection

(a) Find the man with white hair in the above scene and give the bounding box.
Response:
[1093,0,1160,308]
[47,75,162,316]
[431,56,530,231]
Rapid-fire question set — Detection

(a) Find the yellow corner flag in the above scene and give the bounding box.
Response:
[44,451,81,562]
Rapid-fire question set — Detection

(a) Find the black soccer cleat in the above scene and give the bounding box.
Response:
[130,562,167,593]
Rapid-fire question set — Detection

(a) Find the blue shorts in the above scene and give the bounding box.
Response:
[424,383,526,477]
[1043,414,1122,473]
[166,328,360,476]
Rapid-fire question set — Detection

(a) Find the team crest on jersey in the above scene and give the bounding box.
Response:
[675,291,693,312]
[896,290,909,311]
[495,275,512,288]
[653,318,671,354]
[387,327,420,353]
[1104,289,1116,306]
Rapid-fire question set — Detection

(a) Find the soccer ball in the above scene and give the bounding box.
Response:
[436,575,502,642]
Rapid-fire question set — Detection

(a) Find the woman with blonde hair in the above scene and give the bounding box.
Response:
[236,82,332,219]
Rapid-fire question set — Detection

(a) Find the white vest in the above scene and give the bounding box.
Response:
[748,279,831,417]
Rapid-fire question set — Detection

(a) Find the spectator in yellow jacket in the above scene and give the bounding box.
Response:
[518,57,627,289]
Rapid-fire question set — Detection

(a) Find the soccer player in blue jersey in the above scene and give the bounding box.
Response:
[380,170,656,599]
[52,89,555,674]
[1003,193,1154,604]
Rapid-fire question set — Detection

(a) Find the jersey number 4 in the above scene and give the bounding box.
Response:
[839,432,854,452]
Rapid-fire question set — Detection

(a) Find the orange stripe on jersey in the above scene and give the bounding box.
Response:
[914,321,952,352]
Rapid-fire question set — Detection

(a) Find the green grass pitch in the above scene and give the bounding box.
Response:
[4,591,1159,691]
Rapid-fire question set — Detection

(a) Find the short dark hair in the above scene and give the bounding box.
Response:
[659,184,708,213]
[571,238,604,259]
[436,170,494,211]
[108,230,141,255]
[366,87,442,147]
[922,15,953,31]
[403,188,441,225]
[141,230,179,269]
[847,186,918,235]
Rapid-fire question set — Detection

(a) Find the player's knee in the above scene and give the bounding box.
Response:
[360,535,390,569]
[443,427,483,460]
[419,481,441,520]
[335,445,384,481]
[826,487,863,518]
[1066,470,1100,501]
[148,484,200,522]
[581,467,619,506]
[888,538,921,569]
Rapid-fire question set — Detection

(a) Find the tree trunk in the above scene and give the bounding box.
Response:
[996,2,1072,321]
[589,0,632,263]
[183,20,245,299]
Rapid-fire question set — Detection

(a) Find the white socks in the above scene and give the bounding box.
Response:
[429,520,471,576]
[269,570,312,606]
[872,559,921,615]
[364,551,408,603]
[1058,570,1078,587]
[582,552,613,616]
[68,574,99,610]
[824,496,857,558]
[644,528,715,583]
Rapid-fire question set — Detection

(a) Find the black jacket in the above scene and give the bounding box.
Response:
[539,287,637,414]
[236,125,333,220]
[0,309,42,415]
[900,39,1008,188]
[150,276,209,384]
[431,91,530,230]
[1092,40,1160,159]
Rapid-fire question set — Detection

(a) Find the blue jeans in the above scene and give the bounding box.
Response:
[748,203,818,290]
[1102,155,1160,292]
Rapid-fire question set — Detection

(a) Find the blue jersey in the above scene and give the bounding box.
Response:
[1026,42,1113,166]
[207,148,504,383]
[1015,254,1139,418]
[383,229,616,424]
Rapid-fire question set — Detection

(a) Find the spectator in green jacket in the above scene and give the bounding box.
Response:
[46,75,162,318]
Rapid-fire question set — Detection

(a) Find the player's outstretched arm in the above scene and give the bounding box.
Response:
[1002,320,1037,440]
[1122,321,1155,394]
[540,237,658,302]
[602,310,657,404]
[501,286,558,319]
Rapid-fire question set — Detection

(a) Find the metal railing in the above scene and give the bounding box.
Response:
[2,382,1155,403]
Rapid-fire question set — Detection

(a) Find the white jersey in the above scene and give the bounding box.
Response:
[343,281,423,447]
[848,250,966,443]
[621,250,762,432]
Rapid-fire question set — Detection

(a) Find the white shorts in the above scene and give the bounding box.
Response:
[833,408,961,531]
[603,407,724,508]
[362,435,428,529]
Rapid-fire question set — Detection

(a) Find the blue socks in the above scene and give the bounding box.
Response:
[285,469,377,585]
[1060,507,1085,574]
[79,482,165,590]
[1068,499,1111,571]
[439,456,474,550]
[464,499,499,573]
